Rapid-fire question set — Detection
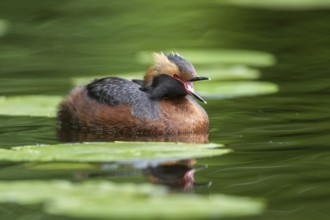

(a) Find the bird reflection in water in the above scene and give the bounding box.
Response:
[143,159,210,191]
[75,159,210,191]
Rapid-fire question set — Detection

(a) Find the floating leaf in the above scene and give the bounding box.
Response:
[0,96,62,117]
[0,77,278,119]
[72,65,260,86]
[137,49,276,67]
[199,65,260,81]
[0,142,229,163]
[0,180,265,219]
[218,0,330,10]
[72,69,277,100]
[195,81,279,98]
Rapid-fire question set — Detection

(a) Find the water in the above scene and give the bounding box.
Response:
[0,1,329,219]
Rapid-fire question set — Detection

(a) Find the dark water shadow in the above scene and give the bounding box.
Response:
[57,128,209,144]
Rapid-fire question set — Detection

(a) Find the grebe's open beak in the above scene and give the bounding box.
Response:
[188,76,210,82]
[185,76,210,104]
[190,89,207,104]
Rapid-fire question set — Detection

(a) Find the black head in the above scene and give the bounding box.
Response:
[142,74,187,100]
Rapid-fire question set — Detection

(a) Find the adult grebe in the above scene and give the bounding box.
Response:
[58,52,209,135]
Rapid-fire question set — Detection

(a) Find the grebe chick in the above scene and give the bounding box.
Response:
[58,52,209,135]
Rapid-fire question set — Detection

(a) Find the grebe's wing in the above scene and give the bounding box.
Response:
[86,77,144,106]
[86,77,159,120]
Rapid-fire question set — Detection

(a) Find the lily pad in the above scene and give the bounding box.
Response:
[0,77,278,118]
[72,68,277,101]
[0,142,229,163]
[199,65,260,81]
[218,0,330,10]
[195,81,279,98]
[137,49,276,67]
[72,65,260,86]
[0,96,62,117]
[0,180,265,219]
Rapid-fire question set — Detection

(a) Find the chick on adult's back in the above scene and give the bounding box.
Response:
[58,52,209,135]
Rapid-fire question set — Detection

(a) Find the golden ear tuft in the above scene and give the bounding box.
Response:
[152,52,173,70]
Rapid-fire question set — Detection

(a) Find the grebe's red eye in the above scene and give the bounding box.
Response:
[173,74,180,79]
